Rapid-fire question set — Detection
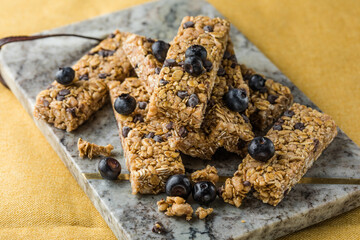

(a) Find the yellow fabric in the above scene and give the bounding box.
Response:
[0,0,359,239]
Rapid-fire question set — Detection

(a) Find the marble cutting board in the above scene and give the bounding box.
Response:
[1,0,360,239]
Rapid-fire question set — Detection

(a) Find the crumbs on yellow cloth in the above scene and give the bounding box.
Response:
[0,0,359,240]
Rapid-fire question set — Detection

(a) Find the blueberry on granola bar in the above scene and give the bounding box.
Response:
[55,67,75,85]
[184,56,204,76]
[114,94,136,115]
[248,74,266,91]
[223,88,249,113]
[185,45,207,62]
[98,157,121,180]
[166,175,192,199]
[151,40,170,62]
[248,136,275,162]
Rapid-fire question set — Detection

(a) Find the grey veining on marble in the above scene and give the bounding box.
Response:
[0,0,359,239]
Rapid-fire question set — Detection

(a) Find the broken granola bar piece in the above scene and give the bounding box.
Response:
[240,64,293,132]
[108,78,184,194]
[191,165,219,185]
[34,30,133,131]
[147,16,230,129]
[77,138,113,159]
[195,207,213,220]
[157,197,193,221]
[221,103,337,207]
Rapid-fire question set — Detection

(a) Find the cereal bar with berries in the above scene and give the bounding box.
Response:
[147,16,230,129]
[108,78,184,194]
[221,103,337,207]
[34,30,133,131]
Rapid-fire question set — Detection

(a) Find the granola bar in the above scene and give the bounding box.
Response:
[241,64,293,132]
[122,33,253,159]
[147,16,230,129]
[77,138,113,159]
[34,30,133,131]
[221,103,337,207]
[108,78,184,194]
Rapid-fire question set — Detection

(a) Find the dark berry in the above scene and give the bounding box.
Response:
[56,95,65,101]
[184,56,204,76]
[55,67,75,85]
[248,137,275,162]
[203,60,213,72]
[164,59,177,67]
[122,126,131,138]
[223,51,231,59]
[217,67,226,76]
[223,88,249,113]
[284,110,295,117]
[273,123,282,131]
[203,25,213,32]
[79,74,89,80]
[159,79,168,85]
[165,122,173,130]
[66,107,76,117]
[187,94,199,108]
[249,74,266,91]
[177,90,188,99]
[155,67,161,74]
[179,126,188,137]
[153,135,163,143]
[151,40,170,62]
[145,132,155,139]
[165,175,192,199]
[192,181,217,205]
[98,157,121,180]
[243,181,251,186]
[267,94,278,104]
[114,94,136,115]
[58,89,70,96]
[138,101,147,109]
[185,45,207,62]
[133,114,144,123]
[294,122,305,130]
[183,21,194,29]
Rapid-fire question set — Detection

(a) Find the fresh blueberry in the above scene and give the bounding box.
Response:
[114,94,136,115]
[98,157,121,180]
[55,67,75,85]
[248,74,266,91]
[183,56,204,76]
[223,88,249,112]
[165,175,192,199]
[248,137,275,162]
[185,45,207,62]
[151,40,170,62]
[192,181,217,205]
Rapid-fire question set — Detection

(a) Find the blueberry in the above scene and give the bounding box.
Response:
[192,181,217,205]
[184,56,204,76]
[152,40,170,62]
[248,74,266,91]
[185,45,207,62]
[55,67,75,85]
[223,88,249,112]
[183,21,194,29]
[165,175,192,199]
[98,157,121,180]
[187,94,199,108]
[114,94,136,115]
[248,137,275,162]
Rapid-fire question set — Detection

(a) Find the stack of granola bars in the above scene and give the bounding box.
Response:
[34,16,337,207]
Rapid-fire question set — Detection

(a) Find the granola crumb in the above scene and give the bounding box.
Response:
[191,165,219,184]
[195,207,213,220]
[157,196,193,221]
[241,220,246,223]
[152,221,166,234]
[77,138,114,159]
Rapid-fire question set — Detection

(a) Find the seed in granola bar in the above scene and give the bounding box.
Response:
[243,181,251,186]
[164,132,172,139]
[66,107,76,117]
[248,137,275,162]
[97,50,115,57]
[184,56,204,76]
[151,40,170,62]
[55,67,75,85]
[165,175,192,199]
[217,67,226,76]
[138,101,147,109]
[273,123,282,131]
[58,89,70,96]
[152,221,166,234]
[177,90,188,99]
[183,21,195,29]
[249,74,266,91]
[144,132,155,139]
[187,94,199,108]
[133,114,144,123]
[56,95,65,101]
[122,126,131,138]
[114,94,136,115]
[294,122,305,130]
[193,181,217,205]
[203,25,213,32]
[98,157,121,180]
[203,60,213,72]
[185,45,207,62]
[153,135,163,143]
[179,126,188,138]
[284,110,295,117]
[155,67,161,74]
[267,94,278,104]
[223,88,249,113]
[164,59,177,67]
[98,73,107,79]
[159,79,169,86]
